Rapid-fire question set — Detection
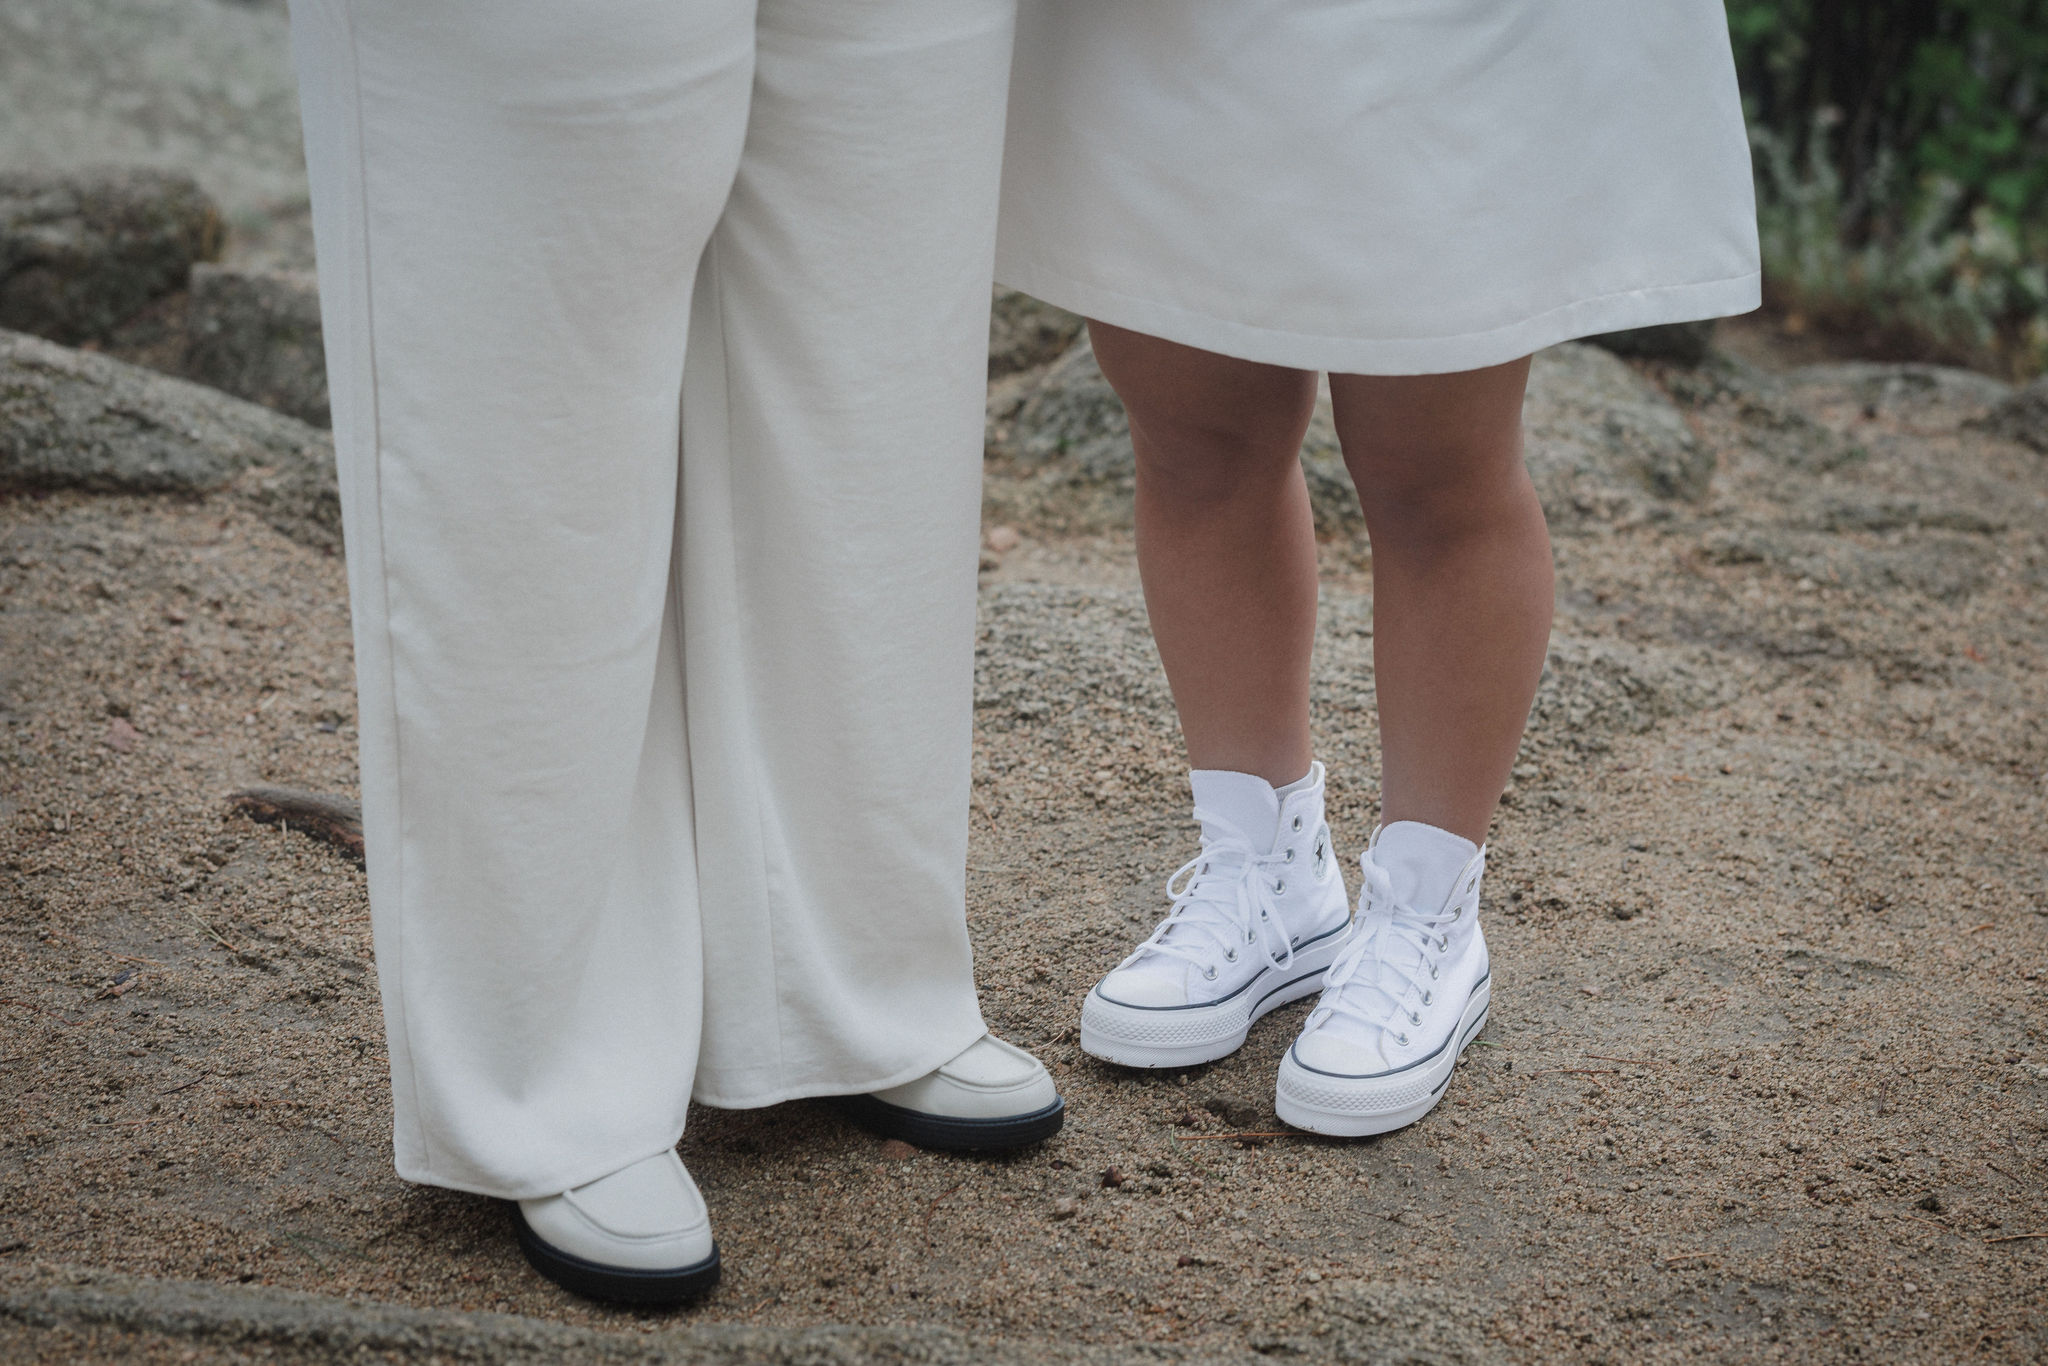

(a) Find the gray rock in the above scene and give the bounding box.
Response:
[1587,319,1717,367]
[1004,337,1366,535]
[1522,343,1715,521]
[1786,361,2012,424]
[184,262,328,425]
[989,288,1082,378]
[0,328,337,549]
[1002,338,1710,534]
[1697,525,1996,602]
[0,0,309,266]
[0,168,222,344]
[1530,635,1749,747]
[1010,334,1130,480]
[1979,374,2048,453]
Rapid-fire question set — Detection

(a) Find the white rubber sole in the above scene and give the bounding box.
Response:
[1274,977,1490,1137]
[1078,923,1353,1069]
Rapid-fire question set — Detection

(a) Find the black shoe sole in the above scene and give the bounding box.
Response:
[513,1208,721,1306]
[835,1093,1065,1152]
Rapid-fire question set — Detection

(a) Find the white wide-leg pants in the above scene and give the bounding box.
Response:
[289,0,1014,1199]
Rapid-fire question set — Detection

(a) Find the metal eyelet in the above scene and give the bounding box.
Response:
[1428,963,1438,979]
[1245,930,1256,943]
[1292,815,1303,831]
[1451,906,1462,919]
[1421,990,1432,1006]
[1285,848,1295,863]
[1437,935,1449,952]
[1274,879,1285,894]
[1397,1033,1410,1047]
[1225,949,1238,963]
[1204,966,1218,980]
[1259,909,1270,920]
[1409,1011,1421,1025]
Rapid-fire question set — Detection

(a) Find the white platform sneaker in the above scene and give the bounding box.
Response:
[1276,823,1491,1137]
[838,1033,1065,1150]
[1080,763,1354,1068]
[514,1148,719,1305]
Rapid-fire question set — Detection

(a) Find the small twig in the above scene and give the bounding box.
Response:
[185,909,243,956]
[1987,1162,2024,1186]
[1662,1252,1713,1265]
[1967,923,1995,934]
[1,997,83,1026]
[157,1075,207,1096]
[1175,1131,1295,1142]
[1986,1231,2048,1244]
[1531,1068,1620,1079]
[1897,1212,1965,1239]
[922,1181,965,1245]
[1586,1055,1664,1068]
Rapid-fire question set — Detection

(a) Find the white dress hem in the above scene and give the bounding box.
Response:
[993,259,1762,375]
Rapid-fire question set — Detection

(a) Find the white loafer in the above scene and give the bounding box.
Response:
[838,1033,1064,1150]
[514,1149,719,1305]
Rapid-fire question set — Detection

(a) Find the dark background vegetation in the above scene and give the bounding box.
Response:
[1728,0,2048,376]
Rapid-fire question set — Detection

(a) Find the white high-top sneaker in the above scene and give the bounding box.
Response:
[1080,763,1353,1068]
[1275,823,1491,1136]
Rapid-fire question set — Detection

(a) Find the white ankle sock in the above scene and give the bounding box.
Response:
[1374,820,1480,911]
[1273,767,1316,801]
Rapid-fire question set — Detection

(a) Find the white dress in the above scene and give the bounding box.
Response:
[996,0,1761,375]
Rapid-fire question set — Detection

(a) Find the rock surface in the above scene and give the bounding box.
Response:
[1587,318,1718,366]
[1980,373,2048,453]
[184,262,327,426]
[1520,342,1714,522]
[989,287,1082,379]
[0,327,337,548]
[0,167,222,344]
[992,334,1714,535]
[0,0,310,267]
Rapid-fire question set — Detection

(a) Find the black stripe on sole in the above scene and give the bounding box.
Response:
[834,1093,1066,1152]
[513,1210,721,1306]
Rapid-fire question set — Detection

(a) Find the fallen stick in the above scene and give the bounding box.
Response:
[227,786,365,863]
[1986,1232,2048,1244]
[1662,1252,1713,1265]
[1175,1131,1295,1142]
[1531,1068,1620,1079]
[1585,1055,1664,1068]
[185,909,243,956]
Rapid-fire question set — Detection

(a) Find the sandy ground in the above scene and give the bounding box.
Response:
[2,339,2046,1364]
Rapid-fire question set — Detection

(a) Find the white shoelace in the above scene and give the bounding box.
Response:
[1306,852,1455,1049]
[1117,809,1298,986]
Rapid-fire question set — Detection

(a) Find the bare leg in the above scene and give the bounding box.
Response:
[1088,320,1321,786]
[1329,360,1551,845]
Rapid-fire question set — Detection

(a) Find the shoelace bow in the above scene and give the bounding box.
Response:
[1307,852,1456,1047]
[1120,809,1298,983]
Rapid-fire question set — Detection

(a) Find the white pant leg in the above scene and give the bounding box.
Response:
[293,0,1014,1198]
[683,0,1015,1106]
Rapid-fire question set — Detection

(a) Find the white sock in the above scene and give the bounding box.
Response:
[1374,820,1480,911]
[1273,767,1316,802]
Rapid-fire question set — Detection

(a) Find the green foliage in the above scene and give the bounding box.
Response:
[1728,0,2048,374]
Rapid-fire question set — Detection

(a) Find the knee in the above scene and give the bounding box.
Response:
[1346,433,1538,545]
[1126,405,1306,505]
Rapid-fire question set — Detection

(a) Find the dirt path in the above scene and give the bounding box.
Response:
[3,347,2046,1363]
